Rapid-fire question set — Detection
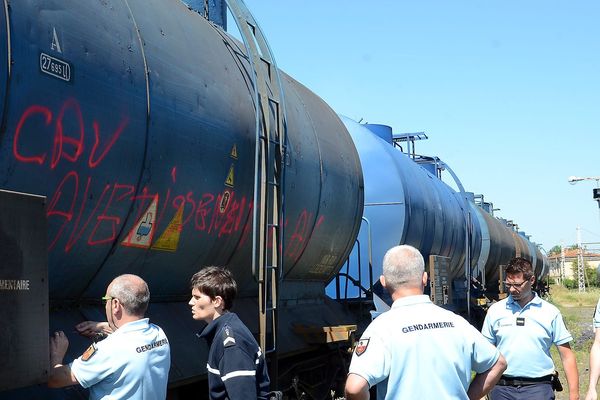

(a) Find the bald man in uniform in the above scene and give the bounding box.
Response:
[345,245,506,400]
[48,274,171,400]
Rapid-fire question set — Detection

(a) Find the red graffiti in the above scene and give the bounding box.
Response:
[13,100,327,259]
[42,168,326,259]
[284,212,327,263]
[46,171,78,249]
[64,177,109,252]
[195,193,215,231]
[89,117,130,168]
[88,184,135,246]
[13,105,52,165]
[13,99,128,170]
[51,98,84,169]
[286,210,311,260]
[44,170,257,252]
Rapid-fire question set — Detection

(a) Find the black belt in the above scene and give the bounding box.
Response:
[497,375,554,387]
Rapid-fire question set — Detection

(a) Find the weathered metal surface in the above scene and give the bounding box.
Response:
[0,1,363,395]
[339,117,472,290]
[0,190,48,391]
[0,0,363,303]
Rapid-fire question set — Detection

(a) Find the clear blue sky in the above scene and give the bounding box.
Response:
[237,0,600,251]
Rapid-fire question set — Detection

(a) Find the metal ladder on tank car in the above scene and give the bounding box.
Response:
[225,0,287,376]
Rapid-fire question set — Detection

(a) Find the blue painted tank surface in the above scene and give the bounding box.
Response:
[338,117,472,294]
[478,212,518,286]
[363,123,393,143]
[0,4,6,124]
[0,0,363,301]
[332,116,547,301]
[535,247,548,279]
[471,205,491,281]
[477,212,540,288]
[523,234,539,277]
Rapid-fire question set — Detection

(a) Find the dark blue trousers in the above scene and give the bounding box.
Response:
[490,383,554,400]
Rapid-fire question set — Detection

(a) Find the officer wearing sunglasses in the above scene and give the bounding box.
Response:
[47,274,171,400]
[481,257,579,400]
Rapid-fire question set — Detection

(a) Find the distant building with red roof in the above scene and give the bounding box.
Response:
[547,248,600,280]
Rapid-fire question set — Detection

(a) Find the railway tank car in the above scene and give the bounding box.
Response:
[0,0,363,397]
[330,119,547,315]
[0,0,547,399]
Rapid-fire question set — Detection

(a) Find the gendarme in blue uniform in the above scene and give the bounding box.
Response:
[348,295,500,400]
[481,292,572,378]
[198,312,270,400]
[70,318,171,400]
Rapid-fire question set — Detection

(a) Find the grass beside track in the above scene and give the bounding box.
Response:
[547,284,599,399]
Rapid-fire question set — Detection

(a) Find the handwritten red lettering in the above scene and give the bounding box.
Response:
[13,105,53,165]
[46,171,79,250]
[51,98,85,169]
[195,193,215,231]
[64,178,109,252]
[89,117,129,168]
[88,184,135,246]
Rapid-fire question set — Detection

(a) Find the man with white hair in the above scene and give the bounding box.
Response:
[48,274,171,400]
[345,245,507,400]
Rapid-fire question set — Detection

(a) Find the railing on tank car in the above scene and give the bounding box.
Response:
[332,217,374,301]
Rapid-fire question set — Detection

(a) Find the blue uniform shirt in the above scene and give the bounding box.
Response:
[481,292,572,378]
[199,312,270,400]
[70,318,171,400]
[348,295,500,400]
[594,298,600,328]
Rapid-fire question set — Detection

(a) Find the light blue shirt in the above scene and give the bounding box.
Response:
[481,292,572,378]
[349,295,500,400]
[70,318,171,400]
[594,298,600,328]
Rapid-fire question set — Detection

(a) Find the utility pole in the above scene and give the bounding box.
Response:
[568,175,600,224]
[577,227,586,292]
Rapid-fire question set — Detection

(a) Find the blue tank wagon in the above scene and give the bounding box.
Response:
[0,1,546,398]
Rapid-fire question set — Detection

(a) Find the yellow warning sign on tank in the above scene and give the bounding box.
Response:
[219,190,231,214]
[230,144,238,159]
[152,204,184,252]
[224,164,235,187]
[122,196,159,249]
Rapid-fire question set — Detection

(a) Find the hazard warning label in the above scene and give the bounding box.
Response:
[224,164,235,187]
[230,144,238,159]
[152,204,184,252]
[219,190,231,214]
[122,196,158,248]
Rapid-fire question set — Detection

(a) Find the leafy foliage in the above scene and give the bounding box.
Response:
[549,245,562,255]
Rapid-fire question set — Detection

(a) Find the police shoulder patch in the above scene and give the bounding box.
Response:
[354,338,370,356]
[81,343,97,361]
[222,325,236,347]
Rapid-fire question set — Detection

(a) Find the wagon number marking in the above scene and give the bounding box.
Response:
[40,52,71,82]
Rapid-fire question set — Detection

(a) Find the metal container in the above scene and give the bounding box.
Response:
[0,0,363,302]
[337,117,472,297]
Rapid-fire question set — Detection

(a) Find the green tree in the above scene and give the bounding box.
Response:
[549,245,562,255]
[571,255,597,287]
[563,278,576,289]
[586,263,598,287]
